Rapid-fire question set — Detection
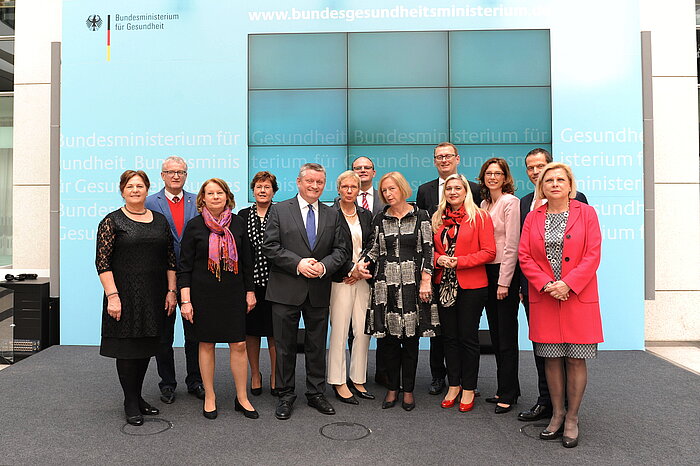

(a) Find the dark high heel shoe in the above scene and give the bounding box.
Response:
[234,397,259,419]
[202,408,218,420]
[382,391,398,409]
[402,393,415,411]
[539,424,564,440]
[333,386,359,405]
[485,396,499,404]
[562,435,579,448]
[250,372,262,396]
[494,404,513,414]
[348,380,375,400]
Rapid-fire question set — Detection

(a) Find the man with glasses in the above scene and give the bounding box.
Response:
[517,148,588,422]
[351,156,385,216]
[417,142,481,396]
[145,155,204,404]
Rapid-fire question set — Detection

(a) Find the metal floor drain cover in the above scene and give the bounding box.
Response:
[519,422,550,440]
[320,422,371,441]
[121,418,173,436]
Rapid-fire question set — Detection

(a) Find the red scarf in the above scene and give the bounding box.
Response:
[201,206,238,280]
[442,205,467,244]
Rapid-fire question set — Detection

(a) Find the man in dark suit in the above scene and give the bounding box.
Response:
[145,156,204,404]
[416,142,482,396]
[263,163,348,420]
[517,148,588,422]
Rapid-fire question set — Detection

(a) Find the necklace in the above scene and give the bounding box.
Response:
[341,206,357,218]
[124,206,147,215]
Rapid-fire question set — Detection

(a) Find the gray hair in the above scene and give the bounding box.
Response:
[298,163,326,179]
[336,170,360,192]
[161,156,188,170]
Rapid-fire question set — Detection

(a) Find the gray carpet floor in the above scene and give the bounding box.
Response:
[0,346,698,465]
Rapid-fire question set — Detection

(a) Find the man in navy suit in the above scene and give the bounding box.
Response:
[517,148,588,422]
[145,156,204,404]
[416,142,482,396]
[263,163,348,420]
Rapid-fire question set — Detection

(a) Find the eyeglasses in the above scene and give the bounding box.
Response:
[434,154,456,161]
[352,165,374,171]
[162,170,187,177]
[484,171,505,178]
[339,185,358,191]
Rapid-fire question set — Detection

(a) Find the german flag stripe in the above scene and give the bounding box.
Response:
[106,15,111,61]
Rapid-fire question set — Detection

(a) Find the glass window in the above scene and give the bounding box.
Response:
[0,94,11,266]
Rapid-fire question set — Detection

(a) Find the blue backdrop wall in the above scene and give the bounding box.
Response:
[61,0,644,349]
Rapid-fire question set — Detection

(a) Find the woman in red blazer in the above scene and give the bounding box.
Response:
[432,174,496,412]
[519,162,603,449]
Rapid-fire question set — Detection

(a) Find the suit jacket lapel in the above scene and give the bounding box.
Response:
[183,191,197,225]
[565,200,581,234]
[313,203,329,250]
[156,190,178,239]
[289,197,311,250]
[534,206,546,239]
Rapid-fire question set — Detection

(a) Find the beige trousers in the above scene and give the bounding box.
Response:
[327,279,371,385]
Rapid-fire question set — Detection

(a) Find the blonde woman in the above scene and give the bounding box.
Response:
[432,174,496,412]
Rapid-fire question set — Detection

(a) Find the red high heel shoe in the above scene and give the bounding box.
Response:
[459,391,475,412]
[441,397,457,408]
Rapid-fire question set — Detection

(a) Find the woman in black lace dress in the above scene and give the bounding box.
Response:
[96,170,177,426]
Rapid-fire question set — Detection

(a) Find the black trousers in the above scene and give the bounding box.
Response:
[429,285,447,380]
[485,264,521,404]
[272,299,329,403]
[522,295,551,406]
[156,312,201,391]
[382,335,419,393]
[438,287,488,390]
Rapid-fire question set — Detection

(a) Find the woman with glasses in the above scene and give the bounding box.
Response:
[477,157,521,414]
[327,170,375,404]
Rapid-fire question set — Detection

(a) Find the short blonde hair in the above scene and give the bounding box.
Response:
[535,162,578,200]
[196,178,236,212]
[336,170,360,192]
[378,171,412,204]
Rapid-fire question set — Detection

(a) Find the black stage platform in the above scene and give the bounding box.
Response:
[0,346,697,465]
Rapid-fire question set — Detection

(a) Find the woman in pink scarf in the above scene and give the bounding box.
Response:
[178,178,258,420]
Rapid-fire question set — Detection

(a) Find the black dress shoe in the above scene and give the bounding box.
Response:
[333,387,359,405]
[160,387,176,404]
[307,395,336,415]
[275,400,292,420]
[202,408,218,420]
[562,435,579,448]
[126,414,144,426]
[539,424,564,440]
[234,397,259,419]
[251,372,263,396]
[402,400,416,411]
[138,399,159,416]
[494,404,513,414]
[519,403,553,422]
[429,378,446,395]
[188,385,206,400]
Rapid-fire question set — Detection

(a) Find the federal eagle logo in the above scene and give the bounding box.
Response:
[86,15,103,31]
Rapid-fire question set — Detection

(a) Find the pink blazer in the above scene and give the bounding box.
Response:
[518,200,604,344]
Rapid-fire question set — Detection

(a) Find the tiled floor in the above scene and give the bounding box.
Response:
[646,341,700,375]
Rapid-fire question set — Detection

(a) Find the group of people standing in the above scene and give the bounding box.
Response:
[96,144,603,449]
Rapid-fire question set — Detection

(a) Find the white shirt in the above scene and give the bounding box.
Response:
[164,189,183,202]
[438,177,448,203]
[529,197,548,212]
[297,194,319,236]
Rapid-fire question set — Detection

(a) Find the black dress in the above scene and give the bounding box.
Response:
[96,209,176,359]
[239,206,273,337]
[177,214,254,343]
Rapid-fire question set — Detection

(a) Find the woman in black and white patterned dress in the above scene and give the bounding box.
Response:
[358,172,439,412]
[239,171,280,397]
